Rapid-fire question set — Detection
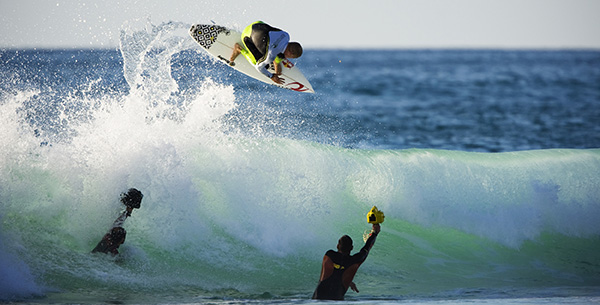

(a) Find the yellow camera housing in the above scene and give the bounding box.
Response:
[367,206,385,224]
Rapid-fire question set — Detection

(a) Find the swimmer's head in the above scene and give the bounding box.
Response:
[110,227,126,245]
[337,235,353,254]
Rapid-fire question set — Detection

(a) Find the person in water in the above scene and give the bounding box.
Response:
[229,21,303,85]
[92,188,143,255]
[312,223,381,300]
[92,226,127,255]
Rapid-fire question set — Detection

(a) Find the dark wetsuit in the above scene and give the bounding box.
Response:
[91,233,120,255]
[92,226,126,255]
[243,22,284,64]
[312,232,378,300]
[240,21,289,78]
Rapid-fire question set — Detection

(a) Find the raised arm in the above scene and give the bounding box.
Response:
[358,223,380,259]
[111,207,133,228]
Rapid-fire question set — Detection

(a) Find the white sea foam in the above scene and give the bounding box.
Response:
[1,21,599,302]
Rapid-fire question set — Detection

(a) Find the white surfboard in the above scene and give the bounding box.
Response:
[189,24,314,93]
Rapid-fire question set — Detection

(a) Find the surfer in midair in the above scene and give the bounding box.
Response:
[92,188,143,255]
[312,223,381,300]
[229,21,303,85]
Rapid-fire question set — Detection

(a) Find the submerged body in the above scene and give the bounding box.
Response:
[91,188,142,255]
[313,224,380,300]
[91,227,126,255]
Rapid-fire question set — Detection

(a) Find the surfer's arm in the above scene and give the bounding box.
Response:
[362,224,380,252]
[256,61,284,84]
[112,207,133,228]
[318,252,335,281]
[343,229,379,292]
[269,62,284,82]
[354,224,380,262]
[255,46,279,78]
[274,61,282,75]
[256,61,275,78]
[256,31,289,82]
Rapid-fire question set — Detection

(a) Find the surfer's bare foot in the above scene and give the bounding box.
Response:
[229,43,242,65]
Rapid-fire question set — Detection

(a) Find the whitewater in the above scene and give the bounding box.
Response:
[1,21,599,304]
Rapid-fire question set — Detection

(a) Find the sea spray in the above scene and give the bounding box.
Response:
[1,21,599,302]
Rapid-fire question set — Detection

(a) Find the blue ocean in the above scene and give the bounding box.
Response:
[1,21,599,304]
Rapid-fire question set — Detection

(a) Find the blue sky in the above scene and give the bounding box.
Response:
[1,0,599,49]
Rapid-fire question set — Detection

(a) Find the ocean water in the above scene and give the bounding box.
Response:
[1,21,600,304]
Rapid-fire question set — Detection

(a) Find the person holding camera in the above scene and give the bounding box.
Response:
[312,222,381,300]
[92,188,143,255]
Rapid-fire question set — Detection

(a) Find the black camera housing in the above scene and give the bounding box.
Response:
[121,188,143,209]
